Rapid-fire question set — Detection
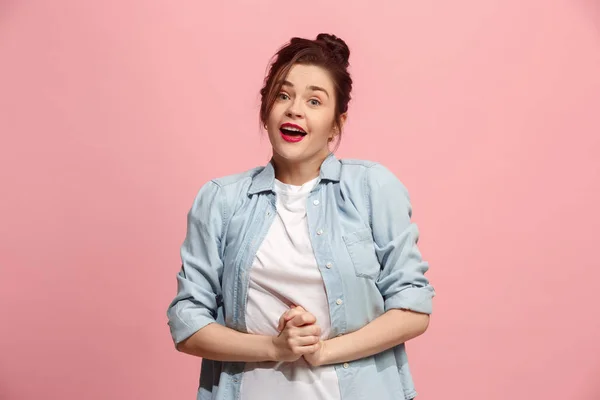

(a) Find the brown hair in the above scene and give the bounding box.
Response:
[259,33,353,148]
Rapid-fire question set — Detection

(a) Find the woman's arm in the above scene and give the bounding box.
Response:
[304,309,429,366]
[177,323,274,362]
[306,164,435,366]
[179,311,322,362]
[168,183,321,363]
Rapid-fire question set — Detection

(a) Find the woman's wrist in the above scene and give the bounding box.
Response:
[319,340,331,365]
[266,335,279,361]
[303,339,329,367]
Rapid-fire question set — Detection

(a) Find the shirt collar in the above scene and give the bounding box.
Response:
[248,152,341,195]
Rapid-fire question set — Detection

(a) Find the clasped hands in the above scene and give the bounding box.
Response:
[271,305,327,367]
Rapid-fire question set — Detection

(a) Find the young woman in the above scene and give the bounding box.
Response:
[167,33,435,400]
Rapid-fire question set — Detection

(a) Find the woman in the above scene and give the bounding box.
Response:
[167,33,435,400]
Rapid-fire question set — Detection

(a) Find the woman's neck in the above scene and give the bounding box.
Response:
[271,152,329,186]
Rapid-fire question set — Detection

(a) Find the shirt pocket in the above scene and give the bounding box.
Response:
[342,227,381,280]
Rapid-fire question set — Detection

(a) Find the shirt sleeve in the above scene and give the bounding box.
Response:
[367,164,435,314]
[166,181,227,347]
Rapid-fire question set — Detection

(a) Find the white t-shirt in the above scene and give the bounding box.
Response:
[240,177,341,400]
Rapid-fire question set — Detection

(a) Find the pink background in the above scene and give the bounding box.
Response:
[1,1,599,399]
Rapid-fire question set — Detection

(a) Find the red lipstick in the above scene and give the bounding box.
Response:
[279,123,307,143]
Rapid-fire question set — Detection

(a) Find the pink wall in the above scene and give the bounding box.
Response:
[1,1,599,399]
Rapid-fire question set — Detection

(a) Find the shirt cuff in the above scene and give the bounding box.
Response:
[384,285,435,314]
[167,301,216,347]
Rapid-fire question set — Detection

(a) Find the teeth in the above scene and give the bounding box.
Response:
[282,126,305,133]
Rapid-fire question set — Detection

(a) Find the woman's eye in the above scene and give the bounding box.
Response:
[309,99,321,106]
[278,93,290,100]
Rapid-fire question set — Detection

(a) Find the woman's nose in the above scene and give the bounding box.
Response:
[285,101,303,118]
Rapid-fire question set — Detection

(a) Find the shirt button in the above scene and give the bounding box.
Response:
[316,229,323,236]
[266,211,271,216]
[325,262,333,269]
[313,199,320,206]
[336,299,343,305]
[343,363,350,369]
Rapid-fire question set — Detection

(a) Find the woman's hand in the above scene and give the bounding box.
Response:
[303,339,327,367]
[271,306,322,362]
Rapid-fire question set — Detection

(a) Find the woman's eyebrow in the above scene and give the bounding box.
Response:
[279,80,329,98]
[307,85,329,98]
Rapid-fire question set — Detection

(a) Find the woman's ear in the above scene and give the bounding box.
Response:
[330,113,348,141]
[338,113,348,131]
[329,127,338,142]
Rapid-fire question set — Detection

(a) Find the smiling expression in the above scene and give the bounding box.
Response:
[266,64,345,165]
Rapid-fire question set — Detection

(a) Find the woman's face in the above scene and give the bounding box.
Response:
[266,64,345,165]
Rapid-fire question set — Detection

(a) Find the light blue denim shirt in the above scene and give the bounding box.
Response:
[167,153,435,400]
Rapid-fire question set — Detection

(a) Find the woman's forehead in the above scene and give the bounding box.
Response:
[285,64,335,91]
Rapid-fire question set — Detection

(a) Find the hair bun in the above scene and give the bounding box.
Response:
[316,33,350,68]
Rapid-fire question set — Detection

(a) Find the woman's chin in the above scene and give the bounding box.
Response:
[272,148,306,163]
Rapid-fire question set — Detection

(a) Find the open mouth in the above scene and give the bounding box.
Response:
[280,123,307,142]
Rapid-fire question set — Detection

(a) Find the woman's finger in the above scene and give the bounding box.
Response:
[288,311,316,327]
[277,312,287,331]
[278,306,306,331]
[287,335,320,348]
[291,324,321,338]
[284,306,305,321]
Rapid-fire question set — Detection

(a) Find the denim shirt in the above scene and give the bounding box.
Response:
[167,153,435,400]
